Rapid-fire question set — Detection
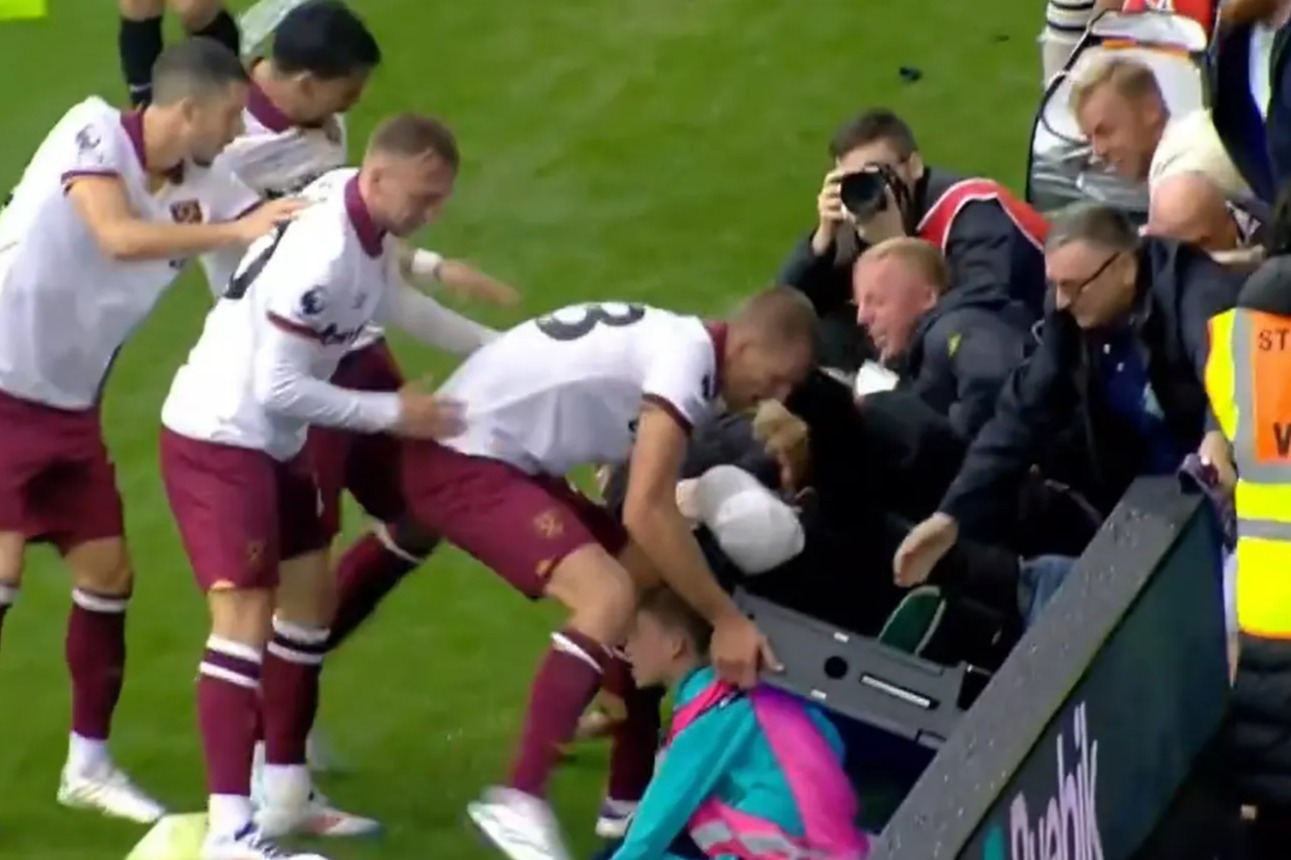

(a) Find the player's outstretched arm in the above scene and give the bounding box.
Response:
[622,403,743,626]
[66,175,302,261]
[395,243,520,306]
[380,282,499,357]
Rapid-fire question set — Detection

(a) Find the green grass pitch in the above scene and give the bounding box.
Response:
[0,1,1041,857]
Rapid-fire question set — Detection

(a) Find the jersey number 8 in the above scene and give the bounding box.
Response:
[535,302,646,341]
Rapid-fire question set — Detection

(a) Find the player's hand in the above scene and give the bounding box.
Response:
[443,272,521,307]
[711,613,781,689]
[394,381,465,440]
[751,400,810,491]
[893,512,959,588]
[233,197,309,244]
[810,168,847,255]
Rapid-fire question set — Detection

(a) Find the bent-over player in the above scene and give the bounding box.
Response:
[159,114,469,860]
[399,289,818,860]
[0,38,297,825]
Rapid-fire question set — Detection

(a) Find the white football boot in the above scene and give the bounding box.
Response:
[593,798,638,839]
[252,763,381,839]
[57,764,166,824]
[202,822,330,860]
[468,786,572,860]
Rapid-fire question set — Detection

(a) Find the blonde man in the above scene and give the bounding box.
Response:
[852,237,1033,440]
[1071,56,1249,198]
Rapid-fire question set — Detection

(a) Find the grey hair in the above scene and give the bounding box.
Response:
[1044,202,1140,254]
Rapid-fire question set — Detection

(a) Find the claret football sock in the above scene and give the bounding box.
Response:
[197,636,262,833]
[603,656,662,804]
[327,526,432,651]
[187,7,241,57]
[66,587,128,753]
[117,15,162,106]
[262,616,328,767]
[508,628,609,797]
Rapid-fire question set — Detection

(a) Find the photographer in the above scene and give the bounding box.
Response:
[778,109,1049,370]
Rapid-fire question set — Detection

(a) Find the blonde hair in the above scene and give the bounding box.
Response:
[856,236,949,295]
[1069,57,1166,115]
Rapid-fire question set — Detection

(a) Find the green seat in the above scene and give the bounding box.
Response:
[876,586,946,656]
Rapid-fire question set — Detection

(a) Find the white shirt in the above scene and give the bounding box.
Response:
[201,82,387,354]
[0,96,259,410]
[163,167,493,459]
[162,168,402,460]
[439,303,723,476]
[1149,110,1251,200]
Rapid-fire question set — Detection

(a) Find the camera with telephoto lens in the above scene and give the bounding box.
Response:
[839,165,899,220]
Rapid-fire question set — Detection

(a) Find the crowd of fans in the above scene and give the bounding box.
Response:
[582,0,1291,855]
[7,0,1290,857]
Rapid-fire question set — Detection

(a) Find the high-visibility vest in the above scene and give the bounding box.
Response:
[1205,307,1291,639]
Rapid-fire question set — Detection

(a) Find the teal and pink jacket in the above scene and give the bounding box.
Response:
[608,666,870,860]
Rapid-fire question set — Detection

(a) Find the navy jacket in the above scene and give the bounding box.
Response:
[777,168,1046,370]
[1211,19,1291,204]
[936,239,1244,538]
[899,289,1036,441]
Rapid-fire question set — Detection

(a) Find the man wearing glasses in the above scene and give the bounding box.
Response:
[889,202,1243,590]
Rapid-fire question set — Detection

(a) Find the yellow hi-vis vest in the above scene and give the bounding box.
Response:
[1205,307,1291,640]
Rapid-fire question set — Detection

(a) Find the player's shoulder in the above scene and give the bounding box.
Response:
[59,97,126,151]
[298,166,358,204]
[648,306,710,345]
[63,96,120,130]
[270,185,355,269]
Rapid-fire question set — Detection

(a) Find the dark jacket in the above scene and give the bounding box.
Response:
[899,289,1036,441]
[777,168,1047,370]
[785,371,967,524]
[1211,18,1291,204]
[1224,254,1291,808]
[937,238,1244,541]
[604,392,1023,651]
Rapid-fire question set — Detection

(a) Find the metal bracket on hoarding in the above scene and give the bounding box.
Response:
[735,590,969,748]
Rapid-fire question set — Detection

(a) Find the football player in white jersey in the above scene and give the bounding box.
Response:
[118,0,240,105]
[398,289,818,860]
[0,38,300,826]
[198,2,517,826]
[160,114,478,860]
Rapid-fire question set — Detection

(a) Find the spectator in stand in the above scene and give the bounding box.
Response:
[892,203,1244,590]
[1071,57,1251,203]
[1211,0,1291,205]
[778,109,1048,371]
[1145,171,1266,267]
[1040,0,1097,85]
[852,237,1034,441]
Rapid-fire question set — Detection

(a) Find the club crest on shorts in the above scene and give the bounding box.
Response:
[533,509,564,539]
[246,540,265,571]
[169,200,203,224]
